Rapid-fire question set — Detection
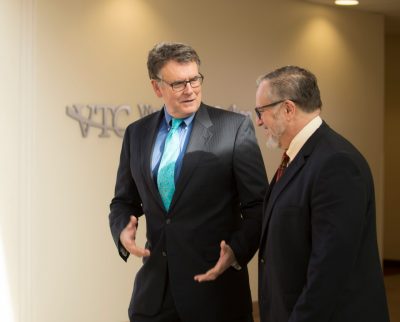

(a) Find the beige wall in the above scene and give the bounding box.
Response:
[384,34,400,260]
[1,0,385,321]
[1,1,27,322]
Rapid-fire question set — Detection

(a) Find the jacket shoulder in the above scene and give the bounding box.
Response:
[201,103,248,123]
[125,110,161,133]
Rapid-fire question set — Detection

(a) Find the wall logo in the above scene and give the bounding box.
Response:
[66,103,251,138]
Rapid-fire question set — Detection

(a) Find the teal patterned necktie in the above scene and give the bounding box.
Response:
[157,118,183,211]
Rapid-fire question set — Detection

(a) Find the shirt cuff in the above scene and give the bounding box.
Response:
[231,260,242,270]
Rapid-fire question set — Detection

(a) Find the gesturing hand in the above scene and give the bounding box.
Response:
[120,216,150,257]
[194,240,236,282]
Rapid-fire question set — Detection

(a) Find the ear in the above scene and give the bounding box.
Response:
[151,79,163,98]
[284,100,296,120]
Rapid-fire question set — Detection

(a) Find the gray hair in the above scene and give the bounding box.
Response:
[257,65,322,112]
[147,42,201,80]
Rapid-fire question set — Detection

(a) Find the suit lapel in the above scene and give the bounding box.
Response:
[260,122,329,245]
[141,110,165,211]
[169,104,213,211]
[260,155,306,244]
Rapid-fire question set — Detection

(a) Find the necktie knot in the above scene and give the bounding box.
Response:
[170,118,183,130]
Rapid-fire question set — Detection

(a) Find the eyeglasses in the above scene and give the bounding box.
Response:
[156,74,204,92]
[255,99,294,119]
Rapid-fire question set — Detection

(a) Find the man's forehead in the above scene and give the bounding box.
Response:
[256,80,272,98]
[160,60,199,79]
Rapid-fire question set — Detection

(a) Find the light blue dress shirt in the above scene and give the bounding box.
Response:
[151,107,194,183]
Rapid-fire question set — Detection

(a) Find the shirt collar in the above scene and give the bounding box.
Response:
[163,106,195,128]
[286,115,322,164]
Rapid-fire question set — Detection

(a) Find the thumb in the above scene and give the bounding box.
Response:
[220,240,228,256]
[130,216,138,225]
[127,216,137,229]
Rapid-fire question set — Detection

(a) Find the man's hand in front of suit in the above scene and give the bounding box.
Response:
[120,215,150,257]
[194,240,236,282]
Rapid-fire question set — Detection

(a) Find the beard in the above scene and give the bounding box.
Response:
[265,134,280,149]
[264,113,286,149]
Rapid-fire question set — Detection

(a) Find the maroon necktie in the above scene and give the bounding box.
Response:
[275,152,290,182]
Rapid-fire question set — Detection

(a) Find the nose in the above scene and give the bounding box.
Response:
[256,116,263,127]
[183,81,194,94]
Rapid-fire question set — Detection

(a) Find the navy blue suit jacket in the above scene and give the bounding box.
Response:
[258,122,389,322]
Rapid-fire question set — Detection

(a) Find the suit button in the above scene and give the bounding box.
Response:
[166,218,171,224]
[260,258,265,264]
[162,251,167,257]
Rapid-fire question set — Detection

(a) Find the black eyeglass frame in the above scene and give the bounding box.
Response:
[254,99,296,119]
[156,73,204,92]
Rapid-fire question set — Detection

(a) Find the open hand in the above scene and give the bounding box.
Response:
[194,240,236,282]
[120,216,150,257]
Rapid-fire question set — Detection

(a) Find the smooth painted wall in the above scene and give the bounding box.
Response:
[1,1,27,322]
[384,34,400,260]
[1,1,384,321]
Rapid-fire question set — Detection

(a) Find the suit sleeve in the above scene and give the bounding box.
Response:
[289,152,370,322]
[109,126,144,261]
[229,116,268,266]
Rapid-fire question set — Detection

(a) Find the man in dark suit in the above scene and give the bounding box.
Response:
[109,42,268,322]
[256,66,390,322]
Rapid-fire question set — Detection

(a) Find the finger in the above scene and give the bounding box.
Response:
[131,248,151,257]
[122,229,149,257]
[194,241,234,282]
[220,240,228,256]
[194,259,224,282]
[220,240,235,263]
[125,220,135,231]
[127,216,138,230]
[129,243,150,257]
[125,216,138,240]
[194,268,219,282]
[130,215,138,225]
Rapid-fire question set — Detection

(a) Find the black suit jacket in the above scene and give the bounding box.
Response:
[258,122,389,322]
[109,103,268,322]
